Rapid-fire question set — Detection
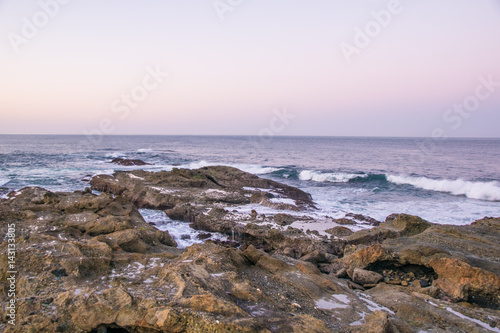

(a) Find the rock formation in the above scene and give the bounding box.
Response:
[0,167,499,332]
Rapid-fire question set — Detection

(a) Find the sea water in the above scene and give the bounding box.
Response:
[1,135,499,229]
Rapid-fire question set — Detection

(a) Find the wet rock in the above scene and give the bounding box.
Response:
[110,158,152,166]
[345,213,381,226]
[197,232,212,240]
[165,203,196,222]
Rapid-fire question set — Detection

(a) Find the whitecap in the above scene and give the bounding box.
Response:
[299,170,365,183]
[105,152,125,158]
[387,175,500,201]
[139,209,228,249]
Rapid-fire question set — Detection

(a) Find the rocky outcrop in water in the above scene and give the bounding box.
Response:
[110,158,152,166]
[1,167,499,332]
[90,166,314,210]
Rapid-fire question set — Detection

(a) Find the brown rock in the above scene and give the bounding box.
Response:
[352,268,383,285]
[274,213,296,226]
[430,257,500,307]
[351,310,401,333]
[300,250,327,264]
[325,226,354,238]
[383,214,431,237]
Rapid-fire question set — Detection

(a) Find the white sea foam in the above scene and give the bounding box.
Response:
[105,152,125,158]
[137,148,154,153]
[139,209,228,249]
[387,175,500,201]
[299,170,365,183]
[269,197,296,205]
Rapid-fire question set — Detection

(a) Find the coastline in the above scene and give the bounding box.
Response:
[1,165,499,332]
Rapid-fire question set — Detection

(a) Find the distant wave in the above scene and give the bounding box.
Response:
[299,170,367,183]
[105,152,126,158]
[185,160,281,175]
[386,175,500,201]
[137,148,154,153]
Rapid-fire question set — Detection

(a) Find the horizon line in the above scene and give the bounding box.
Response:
[1,134,500,140]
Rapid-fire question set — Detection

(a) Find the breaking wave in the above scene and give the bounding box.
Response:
[386,175,500,201]
[299,170,367,183]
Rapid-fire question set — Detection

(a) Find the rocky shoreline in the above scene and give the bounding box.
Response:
[1,166,499,332]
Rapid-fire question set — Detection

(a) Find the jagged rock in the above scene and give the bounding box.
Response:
[90,166,314,210]
[345,213,381,226]
[340,216,500,310]
[2,178,500,332]
[430,257,500,306]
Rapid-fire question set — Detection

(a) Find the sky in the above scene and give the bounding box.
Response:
[0,0,499,137]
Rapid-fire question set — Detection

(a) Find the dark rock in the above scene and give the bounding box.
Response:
[0,187,9,196]
[180,234,191,240]
[419,279,429,288]
[110,158,152,166]
[345,213,381,226]
[90,166,315,210]
[197,233,212,240]
[51,269,68,277]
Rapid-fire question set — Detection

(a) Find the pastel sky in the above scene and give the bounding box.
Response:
[1,0,499,137]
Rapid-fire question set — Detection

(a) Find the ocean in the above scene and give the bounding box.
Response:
[1,135,499,227]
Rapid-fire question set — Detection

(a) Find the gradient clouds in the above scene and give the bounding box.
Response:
[1,0,499,136]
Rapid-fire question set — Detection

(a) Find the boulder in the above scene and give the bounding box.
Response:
[274,213,296,226]
[352,268,383,285]
[325,226,354,238]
